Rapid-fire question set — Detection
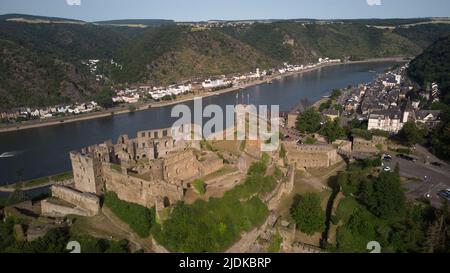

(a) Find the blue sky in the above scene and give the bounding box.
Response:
[1,0,449,22]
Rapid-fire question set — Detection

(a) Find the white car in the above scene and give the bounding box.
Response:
[383,166,391,172]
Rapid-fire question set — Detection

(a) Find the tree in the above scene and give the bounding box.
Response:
[5,190,30,206]
[424,213,447,253]
[192,179,206,195]
[330,89,342,101]
[95,87,115,108]
[423,203,449,253]
[334,104,344,111]
[323,118,345,143]
[347,209,374,237]
[319,100,332,112]
[397,122,427,146]
[291,193,325,235]
[338,169,369,197]
[430,108,450,160]
[128,105,137,113]
[279,144,286,158]
[362,172,405,219]
[296,108,322,133]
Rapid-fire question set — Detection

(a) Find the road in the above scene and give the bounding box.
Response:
[382,147,450,208]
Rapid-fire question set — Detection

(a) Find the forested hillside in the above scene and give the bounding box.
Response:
[221,22,421,63]
[408,35,450,102]
[0,21,133,108]
[408,35,450,160]
[111,26,275,85]
[1,15,450,109]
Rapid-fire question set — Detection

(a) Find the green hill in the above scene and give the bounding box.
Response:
[408,35,450,101]
[0,21,130,109]
[221,22,422,63]
[1,17,450,109]
[407,35,450,160]
[111,26,275,85]
[0,13,86,24]
[394,24,450,49]
[95,19,174,27]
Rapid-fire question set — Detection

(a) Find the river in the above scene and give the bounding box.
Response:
[0,61,397,185]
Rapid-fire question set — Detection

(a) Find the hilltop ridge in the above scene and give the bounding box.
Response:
[1,15,450,109]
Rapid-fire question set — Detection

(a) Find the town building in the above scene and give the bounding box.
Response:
[367,108,404,133]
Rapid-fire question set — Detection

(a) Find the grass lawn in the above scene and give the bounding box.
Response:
[333,196,392,253]
[335,197,362,223]
[266,232,283,253]
[278,170,331,218]
[70,214,130,241]
[111,163,122,173]
[211,140,241,156]
[5,171,73,189]
[200,165,238,182]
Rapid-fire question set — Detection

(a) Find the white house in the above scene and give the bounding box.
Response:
[368,108,404,133]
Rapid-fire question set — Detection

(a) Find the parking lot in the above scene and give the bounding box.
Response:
[382,148,450,208]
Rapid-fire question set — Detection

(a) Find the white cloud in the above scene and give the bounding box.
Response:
[366,0,382,6]
[66,0,81,6]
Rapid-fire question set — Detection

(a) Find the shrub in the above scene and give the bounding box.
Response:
[291,193,325,235]
[279,144,286,158]
[104,192,154,238]
[192,179,206,195]
[351,128,373,141]
[304,137,317,144]
[153,157,275,252]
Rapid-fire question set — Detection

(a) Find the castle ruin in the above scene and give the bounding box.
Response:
[41,124,224,217]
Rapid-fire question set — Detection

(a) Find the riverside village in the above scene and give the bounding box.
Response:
[0,57,342,124]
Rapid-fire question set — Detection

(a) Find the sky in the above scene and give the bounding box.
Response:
[0,0,450,22]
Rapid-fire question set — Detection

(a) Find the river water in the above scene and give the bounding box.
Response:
[0,62,397,185]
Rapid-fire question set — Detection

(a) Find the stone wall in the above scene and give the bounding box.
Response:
[287,113,297,129]
[333,140,352,154]
[245,139,263,159]
[266,165,295,210]
[226,213,279,253]
[41,199,90,217]
[51,185,100,216]
[199,154,224,176]
[352,136,386,154]
[105,167,184,209]
[163,149,201,184]
[70,151,103,194]
[285,142,342,169]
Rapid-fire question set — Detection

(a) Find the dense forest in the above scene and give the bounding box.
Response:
[408,35,450,160]
[333,160,450,253]
[1,15,450,109]
[221,22,420,63]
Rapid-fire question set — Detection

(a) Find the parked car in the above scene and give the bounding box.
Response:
[382,154,392,161]
[383,166,391,172]
[438,190,450,201]
[396,154,417,162]
[431,162,443,167]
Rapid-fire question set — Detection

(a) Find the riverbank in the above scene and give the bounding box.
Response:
[0,171,73,193]
[0,56,408,133]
